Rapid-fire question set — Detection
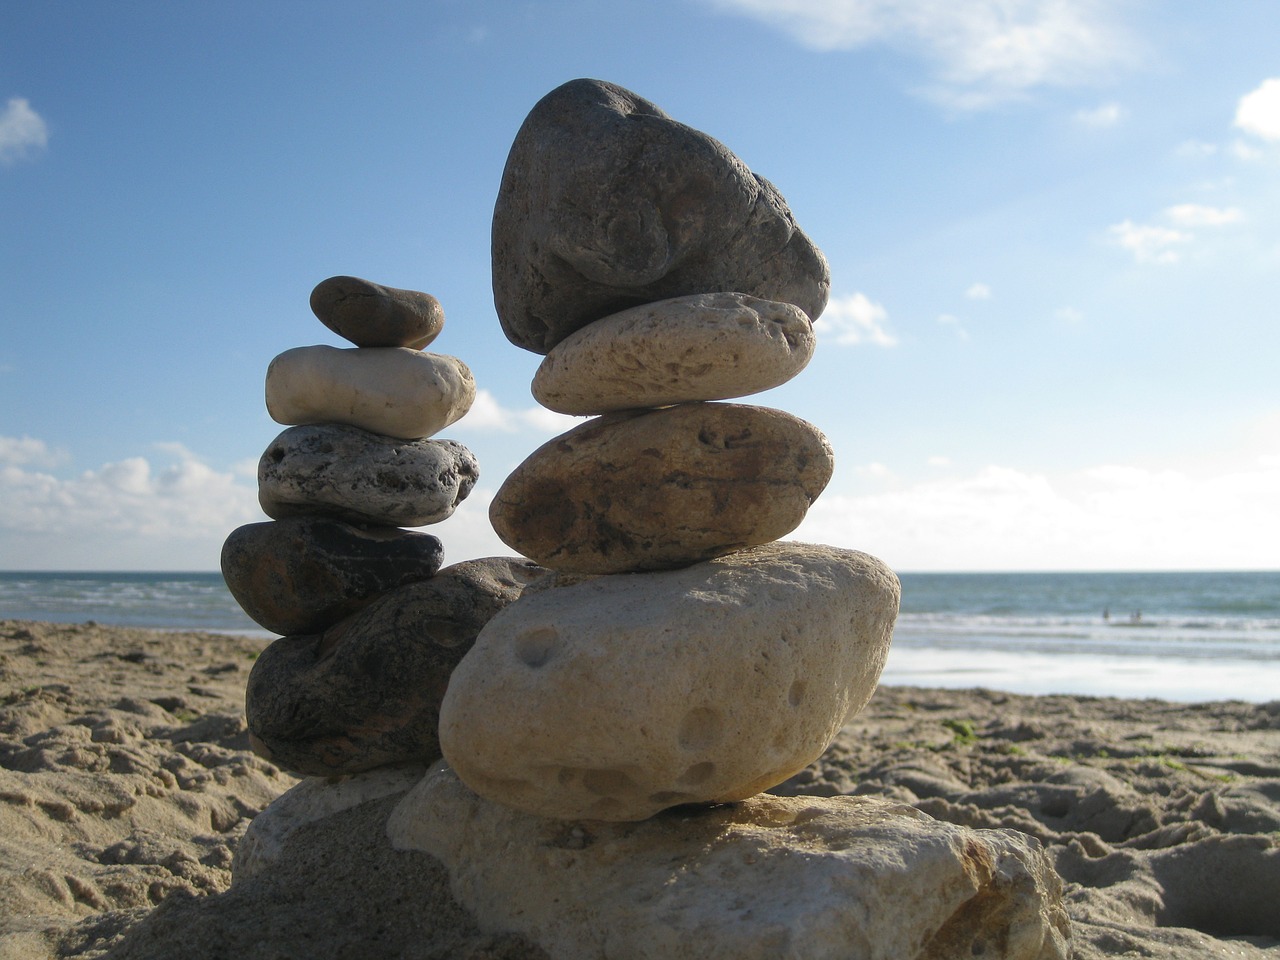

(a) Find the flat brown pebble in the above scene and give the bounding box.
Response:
[309,275,445,349]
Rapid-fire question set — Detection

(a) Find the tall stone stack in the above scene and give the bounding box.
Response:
[434,79,903,822]
[221,277,545,776]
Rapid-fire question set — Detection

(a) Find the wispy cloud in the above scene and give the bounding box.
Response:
[964,282,992,300]
[1165,204,1242,227]
[1073,101,1124,127]
[0,97,48,165]
[1109,201,1243,264]
[703,0,1140,108]
[1108,220,1191,264]
[788,457,1280,570]
[0,435,68,469]
[459,388,585,434]
[1235,77,1280,141]
[816,293,897,347]
[936,313,969,340]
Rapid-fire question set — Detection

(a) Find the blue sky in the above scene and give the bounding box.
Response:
[2,0,1278,571]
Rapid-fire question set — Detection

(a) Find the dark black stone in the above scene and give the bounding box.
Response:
[221,517,444,636]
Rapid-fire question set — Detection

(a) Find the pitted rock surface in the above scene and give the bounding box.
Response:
[309,275,445,349]
[531,292,815,414]
[258,424,478,527]
[489,402,832,574]
[389,766,1070,960]
[266,345,474,440]
[221,517,444,636]
[246,557,547,776]
[438,542,899,821]
[492,78,829,354]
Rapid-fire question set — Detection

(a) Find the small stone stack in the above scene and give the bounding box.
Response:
[222,277,545,776]
[436,79,902,822]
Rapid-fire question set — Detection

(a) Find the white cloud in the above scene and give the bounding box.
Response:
[1229,139,1264,162]
[927,456,951,468]
[0,97,48,165]
[1054,306,1084,323]
[817,293,897,347]
[705,0,1139,108]
[787,459,1280,570]
[1074,101,1124,127]
[0,442,262,569]
[458,388,584,434]
[1235,78,1280,141]
[964,282,992,300]
[936,313,969,340]
[1175,139,1218,158]
[1108,219,1191,264]
[1165,203,1242,227]
[0,435,68,469]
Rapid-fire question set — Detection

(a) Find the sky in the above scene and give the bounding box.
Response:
[2,0,1278,573]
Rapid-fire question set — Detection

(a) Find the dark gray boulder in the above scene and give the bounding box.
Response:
[492,78,830,354]
[245,557,547,777]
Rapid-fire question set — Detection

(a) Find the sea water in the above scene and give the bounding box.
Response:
[888,571,1280,702]
[1,569,1277,702]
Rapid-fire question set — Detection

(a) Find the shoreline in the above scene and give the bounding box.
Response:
[2,619,1278,958]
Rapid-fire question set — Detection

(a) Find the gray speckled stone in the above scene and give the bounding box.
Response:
[220,517,444,636]
[309,275,445,349]
[246,557,547,777]
[258,424,478,527]
[492,78,830,354]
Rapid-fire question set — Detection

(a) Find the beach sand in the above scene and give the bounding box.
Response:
[1,619,1277,958]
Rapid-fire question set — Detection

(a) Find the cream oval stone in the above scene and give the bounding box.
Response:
[266,345,475,440]
[489,402,833,575]
[438,542,900,822]
[531,293,815,414]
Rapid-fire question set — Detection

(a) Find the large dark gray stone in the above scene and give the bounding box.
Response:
[245,557,547,777]
[492,78,830,354]
[221,517,444,636]
[257,424,478,527]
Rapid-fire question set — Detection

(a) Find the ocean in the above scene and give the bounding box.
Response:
[1,569,1276,703]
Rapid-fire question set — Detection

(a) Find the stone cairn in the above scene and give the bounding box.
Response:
[222,277,544,776]
[432,78,902,821]
[229,80,1072,960]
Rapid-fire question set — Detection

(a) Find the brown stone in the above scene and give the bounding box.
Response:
[309,275,445,349]
[489,402,833,574]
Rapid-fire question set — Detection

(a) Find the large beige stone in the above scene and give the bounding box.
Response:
[388,764,1072,960]
[531,293,815,414]
[265,345,474,440]
[489,402,833,574]
[438,542,898,821]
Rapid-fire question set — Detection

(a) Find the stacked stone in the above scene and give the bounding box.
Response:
[222,277,545,776]
[437,80,902,822]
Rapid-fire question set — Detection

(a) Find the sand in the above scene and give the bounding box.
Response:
[1,618,1277,959]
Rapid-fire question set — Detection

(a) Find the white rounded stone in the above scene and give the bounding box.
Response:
[531,293,815,414]
[265,345,475,440]
[438,542,899,822]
